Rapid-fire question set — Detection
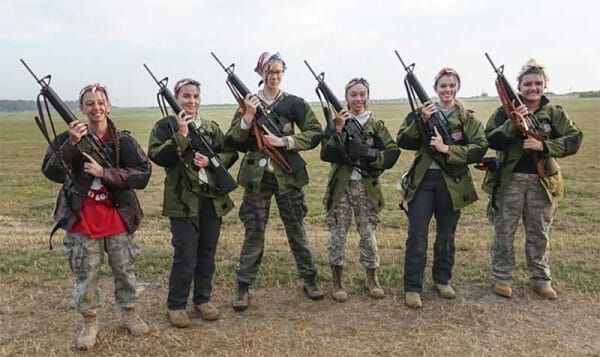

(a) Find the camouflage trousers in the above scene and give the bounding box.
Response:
[326,180,381,269]
[63,232,141,316]
[489,173,556,288]
[236,172,317,285]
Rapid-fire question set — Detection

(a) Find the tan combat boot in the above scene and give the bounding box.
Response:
[435,283,456,299]
[76,314,98,350]
[534,286,557,300]
[366,268,384,299]
[195,302,220,321]
[167,309,191,328]
[331,265,347,302]
[493,283,512,298]
[405,292,422,309]
[121,307,149,336]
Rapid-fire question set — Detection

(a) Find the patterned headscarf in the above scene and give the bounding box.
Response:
[344,77,370,95]
[174,78,201,97]
[78,83,110,106]
[434,68,461,90]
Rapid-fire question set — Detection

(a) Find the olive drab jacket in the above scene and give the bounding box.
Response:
[225,92,322,193]
[397,106,488,211]
[483,96,582,202]
[321,114,400,211]
[148,116,238,218]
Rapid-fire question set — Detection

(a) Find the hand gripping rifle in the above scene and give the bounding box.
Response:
[211,52,306,175]
[20,59,114,172]
[394,51,466,178]
[303,60,380,177]
[484,53,558,177]
[143,64,238,194]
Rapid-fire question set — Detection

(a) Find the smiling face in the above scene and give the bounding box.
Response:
[518,73,545,105]
[262,61,284,91]
[176,84,201,116]
[80,90,111,124]
[345,83,369,115]
[434,74,459,107]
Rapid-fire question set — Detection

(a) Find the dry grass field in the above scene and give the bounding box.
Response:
[1,97,599,355]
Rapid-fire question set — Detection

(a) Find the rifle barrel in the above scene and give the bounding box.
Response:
[143,63,161,85]
[20,59,43,85]
[210,52,227,71]
[303,60,319,79]
[394,51,409,71]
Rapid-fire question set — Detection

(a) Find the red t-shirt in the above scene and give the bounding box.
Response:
[70,132,127,239]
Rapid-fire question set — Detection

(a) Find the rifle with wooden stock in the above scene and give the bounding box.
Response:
[484,53,558,177]
[211,52,306,175]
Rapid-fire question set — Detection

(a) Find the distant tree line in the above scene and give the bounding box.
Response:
[0,99,78,112]
[579,91,600,98]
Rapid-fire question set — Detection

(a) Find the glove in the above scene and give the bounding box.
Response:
[347,140,378,163]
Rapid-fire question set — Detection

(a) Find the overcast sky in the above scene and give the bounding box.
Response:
[1,0,598,107]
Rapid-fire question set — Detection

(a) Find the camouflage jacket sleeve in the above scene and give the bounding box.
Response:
[446,110,488,166]
[148,116,181,168]
[211,121,239,168]
[369,120,400,171]
[320,131,351,164]
[286,100,323,151]
[101,132,152,190]
[396,111,422,150]
[224,109,252,152]
[543,106,582,158]
[485,107,521,150]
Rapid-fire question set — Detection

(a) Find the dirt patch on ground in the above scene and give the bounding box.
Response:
[1,279,599,356]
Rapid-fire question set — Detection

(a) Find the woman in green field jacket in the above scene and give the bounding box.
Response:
[148,78,238,328]
[396,68,487,309]
[484,60,582,300]
[320,77,400,302]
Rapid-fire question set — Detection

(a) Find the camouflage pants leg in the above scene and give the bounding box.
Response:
[326,187,353,267]
[522,175,556,288]
[236,182,274,285]
[275,187,318,281]
[490,173,555,286]
[350,181,381,269]
[105,233,141,309]
[63,232,104,316]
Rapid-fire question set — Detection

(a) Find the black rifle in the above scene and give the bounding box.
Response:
[303,60,380,177]
[143,64,238,195]
[211,52,306,175]
[20,59,114,171]
[394,51,466,178]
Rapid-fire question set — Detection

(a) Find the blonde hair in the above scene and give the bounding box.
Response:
[517,59,549,86]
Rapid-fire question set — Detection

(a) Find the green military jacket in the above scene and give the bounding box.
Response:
[483,96,582,202]
[321,114,400,211]
[148,116,238,218]
[225,92,322,193]
[397,106,488,211]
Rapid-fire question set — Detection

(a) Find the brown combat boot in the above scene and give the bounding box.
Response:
[76,314,98,350]
[303,275,324,301]
[366,268,384,299]
[331,265,348,302]
[534,286,557,300]
[195,302,220,321]
[493,283,513,298]
[232,282,250,312]
[435,283,456,299]
[121,307,149,336]
[167,309,191,328]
